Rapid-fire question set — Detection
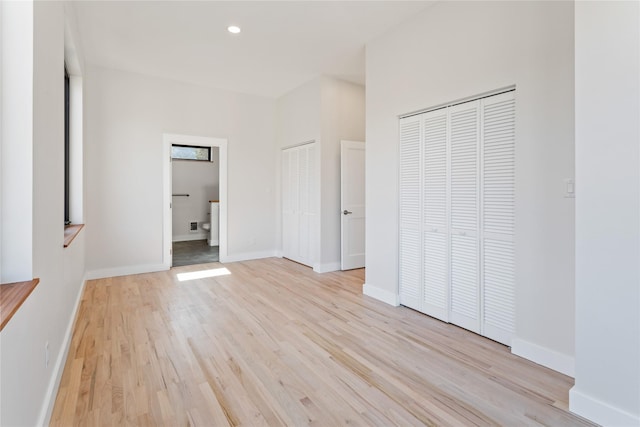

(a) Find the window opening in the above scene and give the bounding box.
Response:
[64,66,70,225]
[171,144,212,161]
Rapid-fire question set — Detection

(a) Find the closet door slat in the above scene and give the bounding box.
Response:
[448,101,480,332]
[481,91,516,345]
[450,104,479,234]
[450,233,479,332]
[399,117,423,310]
[424,113,448,230]
[422,110,448,321]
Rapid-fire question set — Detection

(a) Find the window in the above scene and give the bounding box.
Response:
[64,66,70,225]
[171,144,211,161]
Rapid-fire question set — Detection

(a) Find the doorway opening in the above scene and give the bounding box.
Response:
[171,145,219,266]
[163,134,228,269]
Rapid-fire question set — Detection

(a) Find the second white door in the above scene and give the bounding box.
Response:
[340,140,365,270]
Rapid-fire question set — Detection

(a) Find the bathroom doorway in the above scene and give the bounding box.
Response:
[162,134,228,269]
[171,145,219,266]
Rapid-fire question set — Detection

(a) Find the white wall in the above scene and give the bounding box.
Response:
[276,78,322,150]
[172,150,219,241]
[365,1,576,372]
[571,2,640,425]
[85,66,277,274]
[0,2,87,425]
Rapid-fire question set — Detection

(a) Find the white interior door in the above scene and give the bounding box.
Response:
[340,140,365,270]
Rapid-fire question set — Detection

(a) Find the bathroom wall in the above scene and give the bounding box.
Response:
[172,147,219,241]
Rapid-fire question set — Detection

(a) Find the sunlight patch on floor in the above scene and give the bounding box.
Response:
[176,267,231,282]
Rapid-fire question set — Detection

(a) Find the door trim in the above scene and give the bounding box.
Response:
[163,133,228,268]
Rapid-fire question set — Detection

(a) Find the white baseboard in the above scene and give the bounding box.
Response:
[570,387,640,427]
[37,273,88,427]
[222,250,278,263]
[173,233,207,242]
[362,283,400,306]
[511,337,575,377]
[86,263,168,280]
[313,262,341,273]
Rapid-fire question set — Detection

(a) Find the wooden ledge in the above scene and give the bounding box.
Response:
[64,224,85,248]
[0,278,40,331]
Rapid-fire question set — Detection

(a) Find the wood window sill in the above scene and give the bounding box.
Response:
[0,278,40,331]
[64,224,84,248]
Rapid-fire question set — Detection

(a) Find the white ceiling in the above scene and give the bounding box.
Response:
[73,1,433,98]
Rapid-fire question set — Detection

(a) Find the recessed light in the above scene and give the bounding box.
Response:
[227,25,241,34]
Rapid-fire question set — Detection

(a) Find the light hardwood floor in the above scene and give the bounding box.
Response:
[51,258,595,426]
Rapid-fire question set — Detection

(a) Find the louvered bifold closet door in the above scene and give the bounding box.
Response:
[448,101,481,333]
[481,92,516,345]
[399,116,423,310]
[422,109,449,322]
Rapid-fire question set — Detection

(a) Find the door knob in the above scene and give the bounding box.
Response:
[343,210,353,215]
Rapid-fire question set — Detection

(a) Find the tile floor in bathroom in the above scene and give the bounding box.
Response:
[172,240,219,267]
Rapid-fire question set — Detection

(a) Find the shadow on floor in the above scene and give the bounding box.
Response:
[172,240,219,267]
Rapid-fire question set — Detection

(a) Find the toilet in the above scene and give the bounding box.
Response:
[201,200,220,246]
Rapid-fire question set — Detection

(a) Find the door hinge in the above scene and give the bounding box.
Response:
[170,249,172,255]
